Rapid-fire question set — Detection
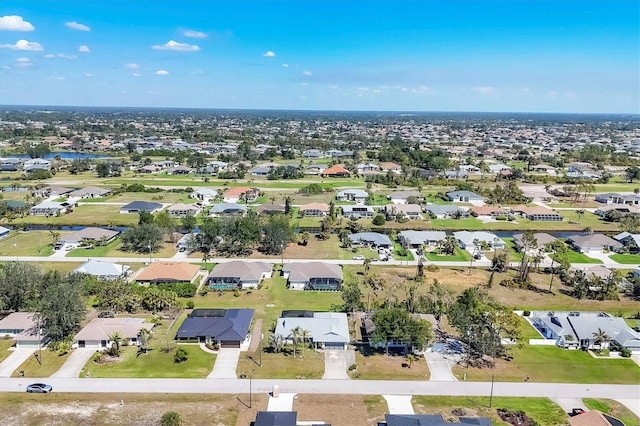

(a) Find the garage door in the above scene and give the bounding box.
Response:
[325,342,345,350]
[220,341,240,348]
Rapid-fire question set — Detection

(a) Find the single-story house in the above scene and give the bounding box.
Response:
[305,164,326,175]
[510,205,563,222]
[73,260,131,280]
[336,189,368,204]
[613,231,640,253]
[67,186,112,199]
[222,187,259,203]
[453,231,505,252]
[356,163,381,174]
[446,190,485,205]
[0,157,22,171]
[568,410,627,426]
[320,164,350,178]
[176,308,254,348]
[0,312,46,348]
[341,205,375,219]
[379,162,403,174]
[529,311,640,352]
[119,201,163,214]
[0,226,9,239]
[303,149,324,159]
[566,234,623,254]
[74,317,154,349]
[398,230,447,248]
[33,185,73,198]
[166,203,200,218]
[29,201,68,216]
[384,204,423,220]
[207,261,273,290]
[348,232,393,248]
[595,205,640,218]
[387,190,421,204]
[23,158,51,172]
[282,262,343,291]
[423,204,469,219]
[274,311,350,350]
[253,412,298,426]
[191,187,218,204]
[136,262,201,285]
[513,232,556,251]
[299,202,330,217]
[167,166,192,175]
[55,227,120,250]
[208,202,247,216]
[256,204,286,215]
[469,205,508,219]
[381,414,492,426]
[594,192,640,205]
[176,233,196,252]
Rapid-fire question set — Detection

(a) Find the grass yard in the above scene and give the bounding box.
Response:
[12,204,139,226]
[583,398,640,426]
[425,247,471,262]
[236,350,325,379]
[413,396,567,426]
[0,231,56,256]
[367,194,390,205]
[392,242,415,261]
[67,240,177,259]
[339,246,379,261]
[451,345,640,384]
[565,250,603,264]
[33,261,85,273]
[247,235,341,260]
[609,253,640,264]
[11,348,72,378]
[0,339,15,363]
[351,350,430,380]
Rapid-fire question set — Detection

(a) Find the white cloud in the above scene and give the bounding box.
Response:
[152,40,199,51]
[1,65,10,70]
[84,73,94,77]
[521,87,531,93]
[0,39,44,51]
[65,21,91,32]
[262,50,275,57]
[58,53,77,59]
[155,69,169,76]
[78,45,90,53]
[472,86,496,94]
[44,53,55,59]
[302,70,312,76]
[132,72,141,77]
[15,57,32,67]
[183,30,206,38]
[328,84,338,89]
[48,76,65,81]
[282,63,289,68]
[125,63,139,69]
[0,15,35,31]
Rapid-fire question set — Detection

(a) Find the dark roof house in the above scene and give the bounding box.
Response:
[119,201,163,214]
[176,308,254,348]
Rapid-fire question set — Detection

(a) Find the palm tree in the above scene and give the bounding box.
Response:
[575,209,585,223]
[363,257,372,274]
[439,236,458,256]
[269,333,285,353]
[300,328,311,353]
[108,331,123,357]
[405,353,417,369]
[49,230,60,247]
[290,326,303,357]
[138,327,152,354]
[592,328,610,349]
[300,231,310,246]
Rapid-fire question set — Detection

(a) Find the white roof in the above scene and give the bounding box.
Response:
[74,260,130,278]
[274,312,349,344]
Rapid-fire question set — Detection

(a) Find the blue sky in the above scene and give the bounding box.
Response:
[0,0,638,113]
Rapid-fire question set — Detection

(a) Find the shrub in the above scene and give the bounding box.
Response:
[523,310,530,317]
[372,214,386,226]
[174,347,188,363]
[620,347,632,358]
[161,411,183,426]
[92,352,104,363]
[233,289,241,297]
[185,300,195,309]
[348,363,357,371]
[425,264,439,272]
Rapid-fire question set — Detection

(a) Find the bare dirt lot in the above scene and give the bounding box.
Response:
[293,394,386,426]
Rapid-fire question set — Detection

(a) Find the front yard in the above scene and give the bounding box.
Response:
[0,231,56,256]
[425,247,471,262]
[565,250,603,264]
[236,350,325,379]
[350,349,430,380]
[12,348,72,378]
[609,253,640,264]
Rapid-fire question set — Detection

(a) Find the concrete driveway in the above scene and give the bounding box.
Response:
[383,395,415,414]
[553,397,587,414]
[0,348,36,377]
[208,348,240,379]
[425,351,458,381]
[322,349,354,380]
[51,348,97,378]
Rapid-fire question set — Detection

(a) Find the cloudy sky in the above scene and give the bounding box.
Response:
[0,0,638,113]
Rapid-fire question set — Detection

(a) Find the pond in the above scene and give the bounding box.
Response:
[7,151,113,160]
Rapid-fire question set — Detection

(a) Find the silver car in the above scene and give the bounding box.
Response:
[26,383,53,393]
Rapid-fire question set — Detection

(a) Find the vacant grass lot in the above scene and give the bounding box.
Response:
[12,204,139,226]
[67,240,177,258]
[351,350,430,380]
[12,348,71,378]
[236,350,325,379]
[413,396,567,426]
[583,398,640,426]
[609,253,640,264]
[0,231,57,256]
[451,345,640,384]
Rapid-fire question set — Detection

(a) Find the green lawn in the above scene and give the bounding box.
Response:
[367,194,390,205]
[583,398,640,426]
[12,204,139,226]
[339,246,379,260]
[452,345,640,384]
[0,339,15,364]
[67,240,177,258]
[565,250,603,264]
[0,231,56,256]
[12,348,72,378]
[609,253,640,264]
[425,247,471,262]
[413,396,567,426]
[392,242,415,261]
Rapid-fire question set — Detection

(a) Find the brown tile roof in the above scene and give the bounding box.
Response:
[136,262,200,282]
[299,202,330,212]
[322,164,350,175]
[223,186,257,197]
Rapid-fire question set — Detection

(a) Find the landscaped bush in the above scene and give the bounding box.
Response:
[161,411,183,426]
[156,282,197,298]
[185,300,195,309]
[523,310,531,317]
[173,347,188,363]
[372,214,386,226]
[620,347,632,358]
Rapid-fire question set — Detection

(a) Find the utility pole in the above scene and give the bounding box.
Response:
[249,369,253,408]
[489,373,495,408]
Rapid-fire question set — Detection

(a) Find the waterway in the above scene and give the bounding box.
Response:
[5,152,113,160]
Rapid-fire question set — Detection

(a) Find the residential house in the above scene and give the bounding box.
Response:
[387,190,421,204]
[0,226,9,239]
[191,187,218,204]
[222,187,259,203]
[73,260,131,280]
[274,311,350,350]
[443,169,469,180]
[453,231,505,252]
[23,158,51,172]
[529,311,640,352]
[55,227,120,250]
[379,162,402,174]
[356,163,381,175]
[136,262,201,285]
[176,308,254,348]
[0,312,46,349]
[446,190,485,205]
[167,166,192,175]
[595,193,627,204]
[208,202,247,216]
[423,204,469,219]
[256,204,286,215]
[74,317,154,349]
[303,149,324,159]
[250,165,273,176]
[166,203,200,218]
[336,189,368,204]
[305,164,326,175]
[33,185,73,197]
[348,232,392,248]
[595,205,640,218]
[341,205,375,219]
[613,231,640,253]
[252,412,298,426]
[119,201,163,214]
[67,186,112,199]
[510,205,563,221]
[320,164,350,178]
[207,261,272,290]
[513,232,556,252]
[29,201,68,216]
[469,205,508,219]
[568,410,627,426]
[176,233,196,252]
[398,230,447,249]
[381,414,491,426]
[299,202,330,217]
[0,157,22,172]
[566,234,623,254]
[282,262,343,291]
[384,204,423,220]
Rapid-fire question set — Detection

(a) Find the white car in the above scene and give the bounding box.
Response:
[352,255,365,260]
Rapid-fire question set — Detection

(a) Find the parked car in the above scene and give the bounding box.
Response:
[26,383,53,393]
[352,255,365,260]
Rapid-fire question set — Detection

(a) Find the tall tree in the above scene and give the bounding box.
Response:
[371,307,433,354]
[181,213,197,233]
[516,231,538,283]
[38,271,87,342]
[0,262,43,311]
[546,240,570,292]
[260,214,294,255]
